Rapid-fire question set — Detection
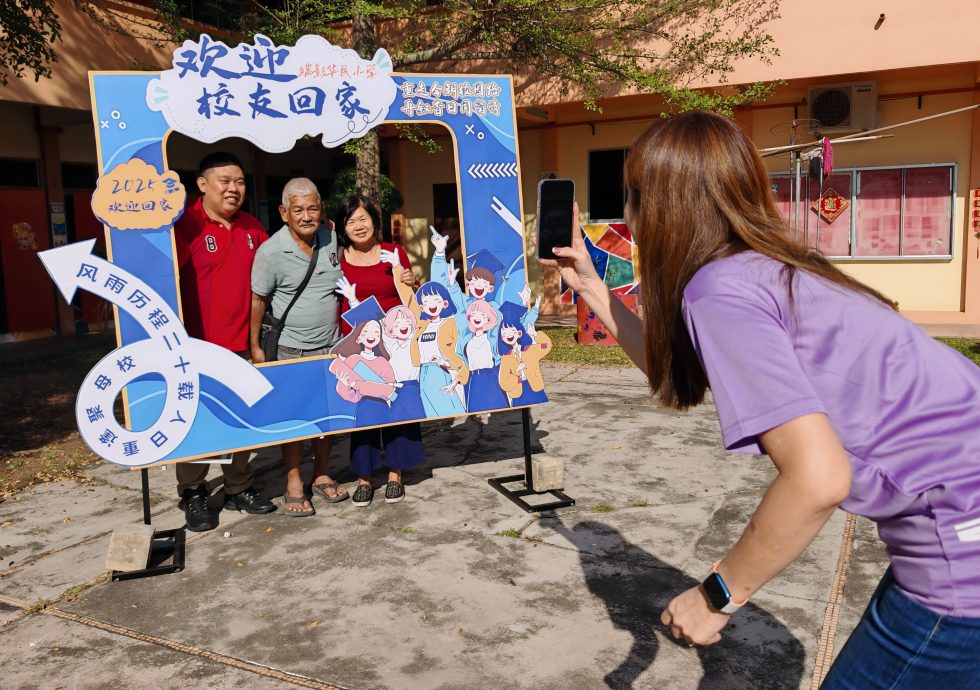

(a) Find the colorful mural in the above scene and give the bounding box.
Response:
[560,222,640,304]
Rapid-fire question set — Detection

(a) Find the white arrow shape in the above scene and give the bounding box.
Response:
[38,240,272,466]
[38,239,100,303]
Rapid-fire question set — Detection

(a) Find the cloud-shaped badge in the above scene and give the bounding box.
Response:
[146,34,397,153]
[91,159,187,231]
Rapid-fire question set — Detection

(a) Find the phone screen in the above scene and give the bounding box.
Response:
[537,179,575,261]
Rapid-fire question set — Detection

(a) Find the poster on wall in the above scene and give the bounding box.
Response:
[38,34,552,468]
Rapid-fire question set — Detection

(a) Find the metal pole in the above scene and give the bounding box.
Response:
[522,407,534,491]
[140,468,151,526]
[794,152,802,238]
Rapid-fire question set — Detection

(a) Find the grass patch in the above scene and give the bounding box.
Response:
[590,503,615,514]
[628,498,649,508]
[24,599,49,615]
[399,527,417,535]
[59,574,109,603]
[0,451,98,499]
[495,529,521,538]
[539,327,634,367]
[540,330,980,370]
[937,337,980,366]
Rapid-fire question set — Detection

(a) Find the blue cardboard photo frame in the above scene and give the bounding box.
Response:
[40,34,551,467]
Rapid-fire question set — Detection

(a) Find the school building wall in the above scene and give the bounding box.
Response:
[512,62,980,322]
[3,0,980,337]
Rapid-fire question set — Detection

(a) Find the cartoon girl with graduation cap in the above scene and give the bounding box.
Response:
[379,304,426,422]
[497,301,552,407]
[430,229,530,314]
[337,255,425,424]
[458,299,510,412]
[329,296,398,427]
[411,281,469,417]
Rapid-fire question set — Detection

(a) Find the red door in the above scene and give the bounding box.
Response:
[0,189,57,334]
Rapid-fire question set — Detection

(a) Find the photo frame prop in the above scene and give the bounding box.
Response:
[39,34,552,468]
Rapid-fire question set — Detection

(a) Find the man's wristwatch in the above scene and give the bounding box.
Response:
[700,561,747,615]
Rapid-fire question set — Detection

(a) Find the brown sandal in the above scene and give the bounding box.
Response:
[312,481,349,503]
[282,495,315,517]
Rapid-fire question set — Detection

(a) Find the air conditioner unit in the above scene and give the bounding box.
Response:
[807,81,878,132]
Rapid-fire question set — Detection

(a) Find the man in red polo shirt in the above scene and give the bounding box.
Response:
[173,152,276,531]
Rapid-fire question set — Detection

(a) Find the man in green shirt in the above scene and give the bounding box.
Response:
[250,178,347,515]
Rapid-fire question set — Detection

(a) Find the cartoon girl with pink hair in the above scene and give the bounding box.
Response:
[381,304,425,422]
[458,299,509,412]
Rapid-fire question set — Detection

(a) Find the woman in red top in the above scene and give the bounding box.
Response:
[335,196,424,507]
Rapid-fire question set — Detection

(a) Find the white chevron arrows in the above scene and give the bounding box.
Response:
[468,162,518,179]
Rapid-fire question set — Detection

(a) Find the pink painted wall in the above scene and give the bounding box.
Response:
[714,1,980,88]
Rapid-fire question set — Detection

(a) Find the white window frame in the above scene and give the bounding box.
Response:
[770,162,956,261]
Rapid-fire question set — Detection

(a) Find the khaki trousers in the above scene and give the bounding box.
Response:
[175,450,254,496]
[175,350,254,496]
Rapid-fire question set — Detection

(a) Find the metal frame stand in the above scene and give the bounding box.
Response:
[111,468,186,582]
[488,408,575,512]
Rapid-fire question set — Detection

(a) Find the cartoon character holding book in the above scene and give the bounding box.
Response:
[329,297,399,427]
[338,270,426,425]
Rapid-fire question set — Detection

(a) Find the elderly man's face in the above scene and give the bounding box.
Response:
[280,194,322,241]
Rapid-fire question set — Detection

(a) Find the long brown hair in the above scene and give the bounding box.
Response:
[331,320,390,360]
[625,111,892,410]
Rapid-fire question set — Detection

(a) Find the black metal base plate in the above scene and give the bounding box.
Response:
[488,473,576,513]
[111,527,186,582]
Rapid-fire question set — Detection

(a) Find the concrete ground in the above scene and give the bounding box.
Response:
[0,359,890,689]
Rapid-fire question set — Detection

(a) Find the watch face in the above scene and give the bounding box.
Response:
[702,572,731,612]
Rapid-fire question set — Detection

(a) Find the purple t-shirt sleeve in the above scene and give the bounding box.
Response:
[683,290,827,454]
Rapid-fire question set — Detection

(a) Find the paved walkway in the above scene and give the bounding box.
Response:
[0,360,890,689]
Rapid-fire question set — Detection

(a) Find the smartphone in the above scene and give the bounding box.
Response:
[536,178,575,260]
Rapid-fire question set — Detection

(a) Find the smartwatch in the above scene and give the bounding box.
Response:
[700,562,746,615]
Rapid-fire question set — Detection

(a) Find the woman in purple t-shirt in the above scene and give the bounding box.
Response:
[543,111,980,688]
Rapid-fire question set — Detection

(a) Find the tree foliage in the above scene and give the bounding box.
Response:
[324,167,404,218]
[242,0,780,113]
[0,0,62,86]
[236,0,780,198]
[51,0,778,198]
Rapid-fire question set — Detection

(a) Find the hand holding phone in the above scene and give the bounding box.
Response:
[536,178,575,261]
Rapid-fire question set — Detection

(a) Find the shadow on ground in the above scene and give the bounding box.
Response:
[0,338,113,457]
[245,408,549,490]
[548,518,805,690]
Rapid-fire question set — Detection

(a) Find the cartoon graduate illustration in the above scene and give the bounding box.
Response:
[427,229,539,411]
[497,301,552,407]
[458,298,509,412]
[430,227,529,311]
[411,280,469,417]
[329,295,425,503]
[329,297,398,427]
[337,269,425,424]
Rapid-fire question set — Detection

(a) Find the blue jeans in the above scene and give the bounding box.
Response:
[821,568,980,689]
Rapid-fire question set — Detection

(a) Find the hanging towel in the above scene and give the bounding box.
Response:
[822,137,834,177]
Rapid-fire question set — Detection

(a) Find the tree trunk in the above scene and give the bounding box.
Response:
[352,14,381,208]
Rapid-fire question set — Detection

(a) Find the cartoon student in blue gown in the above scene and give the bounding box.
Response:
[497,301,551,407]
[428,229,538,411]
[411,281,469,417]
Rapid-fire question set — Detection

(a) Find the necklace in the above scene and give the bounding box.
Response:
[344,242,381,266]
